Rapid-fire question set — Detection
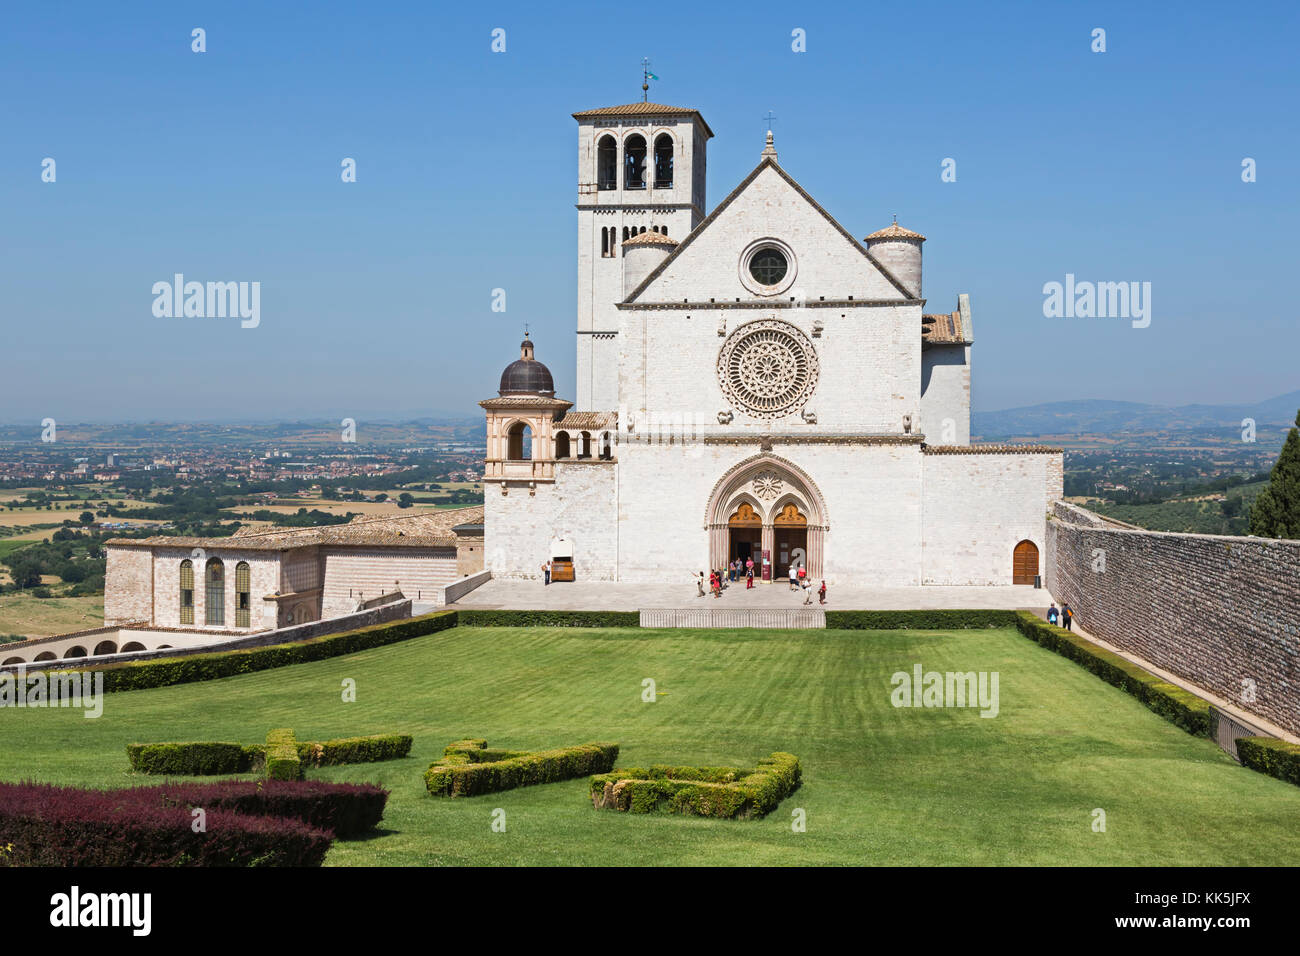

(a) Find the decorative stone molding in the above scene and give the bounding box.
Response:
[717,410,734,424]
[801,408,818,424]
[752,471,783,499]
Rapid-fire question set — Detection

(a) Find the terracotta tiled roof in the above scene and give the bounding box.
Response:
[555,411,618,430]
[572,102,714,137]
[922,309,967,346]
[865,222,926,241]
[478,396,573,410]
[622,231,678,246]
[106,506,485,552]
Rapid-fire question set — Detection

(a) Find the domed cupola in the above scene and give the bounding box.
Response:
[498,333,555,397]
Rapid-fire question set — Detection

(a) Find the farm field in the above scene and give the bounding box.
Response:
[0,593,104,638]
[1,624,1297,866]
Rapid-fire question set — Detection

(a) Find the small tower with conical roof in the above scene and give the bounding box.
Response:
[864,218,925,298]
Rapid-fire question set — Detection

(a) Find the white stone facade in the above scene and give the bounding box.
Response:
[484,99,1063,587]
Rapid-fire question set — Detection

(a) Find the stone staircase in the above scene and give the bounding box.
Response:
[639,607,826,629]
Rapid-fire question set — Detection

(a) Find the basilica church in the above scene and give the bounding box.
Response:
[484,99,1062,587]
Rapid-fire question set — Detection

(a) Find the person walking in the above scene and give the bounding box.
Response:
[797,564,807,589]
[818,580,827,605]
[542,561,551,586]
[746,566,754,590]
[746,557,754,579]
[697,572,706,598]
[1062,603,1074,631]
[788,564,798,591]
[802,578,814,605]
[1047,603,1059,626]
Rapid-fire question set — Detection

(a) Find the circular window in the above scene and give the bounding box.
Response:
[739,238,797,296]
[749,248,787,285]
[717,319,819,419]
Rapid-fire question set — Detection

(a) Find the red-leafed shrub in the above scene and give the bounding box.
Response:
[0,781,331,867]
[144,779,389,839]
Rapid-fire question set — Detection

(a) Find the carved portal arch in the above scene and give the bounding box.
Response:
[705,454,828,578]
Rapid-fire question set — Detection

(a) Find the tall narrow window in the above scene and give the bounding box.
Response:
[653,134,673,188]
[596,134,617,190]
[179,559,194,625]
[205,558,225,626]
[624,134,646,189]
[622,226,630,242]
[235,561,251,628]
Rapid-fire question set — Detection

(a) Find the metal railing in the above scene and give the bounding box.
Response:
[1209,706,1271,762]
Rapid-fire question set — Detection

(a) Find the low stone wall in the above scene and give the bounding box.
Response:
[1046,501,1300,734]
[440,570,491,606]
[1,599,413,674]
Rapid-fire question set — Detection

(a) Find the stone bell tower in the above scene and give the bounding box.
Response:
[572,99,713,411]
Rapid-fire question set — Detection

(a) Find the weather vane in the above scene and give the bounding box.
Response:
[641,57,658,102]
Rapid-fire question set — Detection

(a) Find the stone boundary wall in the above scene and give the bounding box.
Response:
[1046,501,1300,734]
[1,599,413,675]
[440,570,491,606]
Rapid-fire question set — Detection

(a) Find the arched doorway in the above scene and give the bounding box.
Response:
[727,502,762,567]
[1013,540,1039,585]
[773,502,808,580]
[705,455,829,580]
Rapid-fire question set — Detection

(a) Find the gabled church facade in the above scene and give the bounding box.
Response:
[483,100,1062,586]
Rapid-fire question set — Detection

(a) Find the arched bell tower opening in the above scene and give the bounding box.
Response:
[705,455,829,580]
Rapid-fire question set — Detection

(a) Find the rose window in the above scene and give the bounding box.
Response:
[717,319,819,419]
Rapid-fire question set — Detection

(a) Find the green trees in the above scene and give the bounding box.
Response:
[1250,410,1300,539]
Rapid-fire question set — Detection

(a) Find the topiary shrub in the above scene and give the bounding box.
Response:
[126,741,265,776]
[826,610,1017,630]
[424,739,619,797]
[265,728,302,781]
[589,752,801,819]
[1237,737,1300,787]
[457,610,640,628]
[296,733,412,767]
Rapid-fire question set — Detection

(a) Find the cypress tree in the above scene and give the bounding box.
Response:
[1249,409,1300,538]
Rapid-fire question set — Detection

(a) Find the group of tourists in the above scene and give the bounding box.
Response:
[697,559,827,605]
[1047,602,1074,630]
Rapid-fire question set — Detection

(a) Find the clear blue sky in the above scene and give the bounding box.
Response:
[3,0,1296,423]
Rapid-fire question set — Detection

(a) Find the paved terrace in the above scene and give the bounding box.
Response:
[451,579,1057,611]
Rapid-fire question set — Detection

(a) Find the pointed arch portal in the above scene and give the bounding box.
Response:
[705,455,828,579]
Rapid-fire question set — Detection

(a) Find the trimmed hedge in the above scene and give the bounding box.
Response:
[1237,737,1300,787]
[0,781,331,866]
[825,609,1018,630]
[265,728,302,781]
[1013,612,1211,736]
[457,609,641,628]
[126,741,264,776]
[127,731,412,775]
[46,610,459,696]
[150,779,389,839]
[590,752,801,819]
[298,733,412,767]
[425,739,620,797]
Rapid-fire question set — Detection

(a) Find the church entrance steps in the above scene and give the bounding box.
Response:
[640,607,825,629]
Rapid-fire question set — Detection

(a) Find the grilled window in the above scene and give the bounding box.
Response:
[205,558,225,626]
[179,559,194,625]
[235,561,251,628]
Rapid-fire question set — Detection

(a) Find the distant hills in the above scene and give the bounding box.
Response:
[973,391,1300,439]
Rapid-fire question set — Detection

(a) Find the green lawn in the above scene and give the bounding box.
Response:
[2,625,1298,866]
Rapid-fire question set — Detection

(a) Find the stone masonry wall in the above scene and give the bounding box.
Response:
[1047,501,1300,734]
[104,545,153,625]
